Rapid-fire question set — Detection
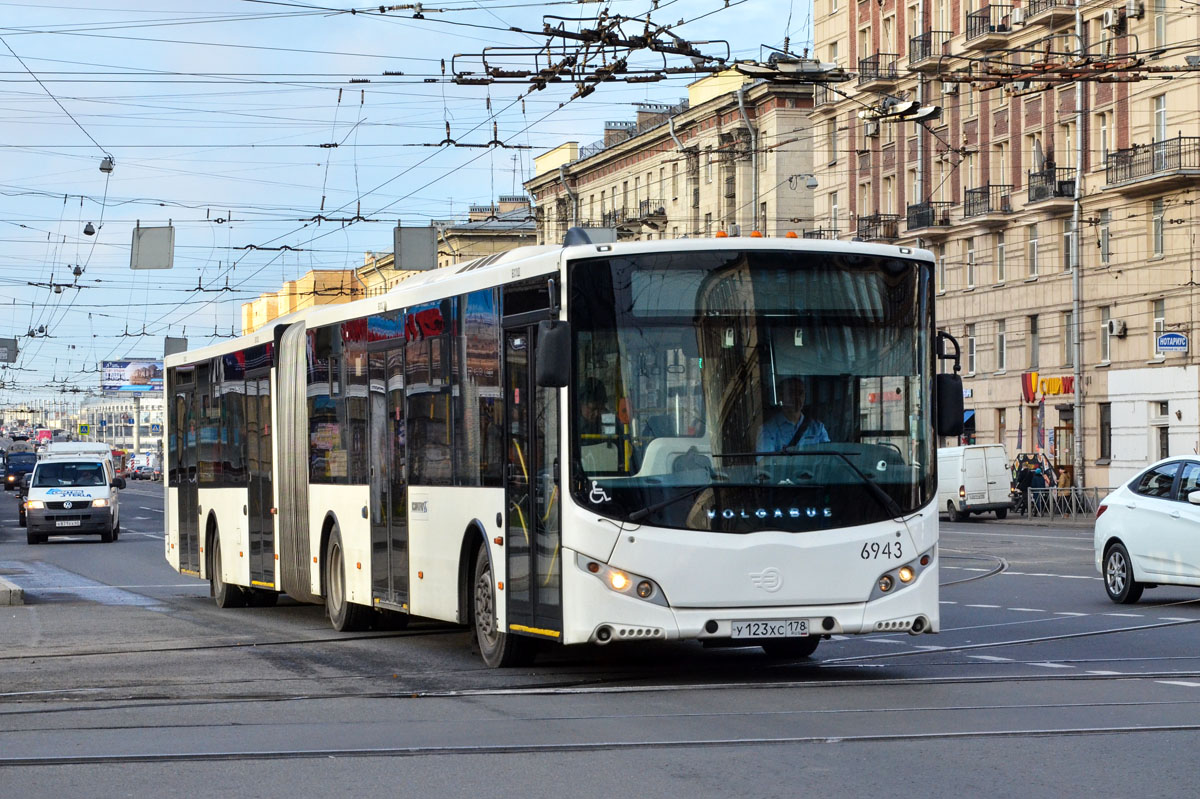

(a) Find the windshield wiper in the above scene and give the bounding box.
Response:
[628,484,712,523]
[714,449,904,519]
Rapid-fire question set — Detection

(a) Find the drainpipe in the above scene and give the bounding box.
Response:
[736,85,760,232]
[557,164,578,233]
[668,115,686,151]
[1072,0,1085,488]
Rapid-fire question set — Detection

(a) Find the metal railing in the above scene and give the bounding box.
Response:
[908,31,951,65]
[857,213,902,241]
[906,200,954,230]
[963,184,1013,217]
[1027,166,1076,202]
[1105,135,1200,185]
[803,228,840,240]
[601,208,628,227]
[857,53,899,86]
[638,198,666,217]
[966,5,1013,41]
[1026,0,1072,17]
[1020,487,1112,521]
[814,83,838,108]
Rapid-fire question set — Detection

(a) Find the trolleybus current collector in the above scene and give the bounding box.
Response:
[164,232,964,666]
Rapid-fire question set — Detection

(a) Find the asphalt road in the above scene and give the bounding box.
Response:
[3,487,1200,797]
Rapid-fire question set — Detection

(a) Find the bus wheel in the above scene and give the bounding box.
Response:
[761,636,820,660]
[211,535,248,609]
[325,526,369,632]
[472,548,533,668]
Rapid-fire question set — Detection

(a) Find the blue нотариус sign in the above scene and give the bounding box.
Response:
[1157,332,1189,353]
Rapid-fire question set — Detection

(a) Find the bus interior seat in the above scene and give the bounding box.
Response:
[581,442,619,473]
[636,437,711,477]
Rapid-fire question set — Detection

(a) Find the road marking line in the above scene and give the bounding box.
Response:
[969,655,1013,662]
[1054,611,1087,616]
[1158,681,1200,688]
[1008,607,1045,612]
[913,645,945,651]
[939,600,957,605]
[865,638,907,645]
[1103,613,1143,618]
[965,604,1001,608]
[1160,617,1193,622]
[1031,662,1074,669]
[1086,670,1124,675]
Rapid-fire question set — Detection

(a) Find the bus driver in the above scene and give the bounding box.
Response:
[756,377,830,453]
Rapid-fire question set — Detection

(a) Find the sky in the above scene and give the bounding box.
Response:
[0,0,811,408]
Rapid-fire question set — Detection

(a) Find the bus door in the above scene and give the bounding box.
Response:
[246,374,275,587]
[369,346,408,607]
[503,325,563,638]
[174,369,200,575]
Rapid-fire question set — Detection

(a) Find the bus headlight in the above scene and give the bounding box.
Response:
[870,547,935,601]
[25,500,44,509]
[576,553,668,607]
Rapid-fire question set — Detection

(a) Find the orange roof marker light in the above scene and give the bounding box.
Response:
[785,231,799,238]
[749,230,763,238]
[714,230,729,238]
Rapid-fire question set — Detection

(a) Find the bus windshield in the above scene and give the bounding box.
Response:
[568,248,936,533]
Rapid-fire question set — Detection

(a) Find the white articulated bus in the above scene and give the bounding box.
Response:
[164,232,964,667]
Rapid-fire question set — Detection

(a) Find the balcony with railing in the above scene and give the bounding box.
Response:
[803,228,840,240]
[1027,166,1076,207]
[857,53,900,90]
[637,198,666,219]
[813,83,839,113]
[908,31,952,71]
[965,5,1013,50]
[963,184,1013,223]
[856,213,903,242]
[1105,136,1200,196]
[601,208,628,227]
[1025,0,1074,26]
[906,201,955,234]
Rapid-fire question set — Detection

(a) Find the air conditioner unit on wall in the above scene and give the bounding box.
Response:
[943,82,959,95]
[1011,7,1024,25]
[1107,318,1128,338]
[1127,0,1145,19]
[1102,9,1120,29]
[864,120,880,137]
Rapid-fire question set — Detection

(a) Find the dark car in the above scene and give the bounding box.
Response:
[131,465,153,480]
[4,451,37,490]
[17,473,30,527]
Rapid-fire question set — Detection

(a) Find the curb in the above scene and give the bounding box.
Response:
[0,575,24,605]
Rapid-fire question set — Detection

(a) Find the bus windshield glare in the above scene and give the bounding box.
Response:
[569,249,936,533]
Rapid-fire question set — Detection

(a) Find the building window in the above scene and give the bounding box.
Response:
[622,181,629,209]
[937,244,946,292]
[966,323,976,375]
[1100,306,1111,363]
[1154,0,1167,51]
[1158,425,1170,460]
[1027,223,1039,276]
[705,148,714,183]
[1153,298,1166,356]
[830,191,839,229]
[1099,402,1112,461]
[1097,111,1112,167]
[1153,94,1167,141]
[1099,209,1111,265]
[825,119,837,165]
[1152,198,1165,257]
[1062,218,1076,271]
[996,232,1006,283]
[1029,315,1039,369]
[670,163,678,198]
[997,319,1007,372]
[760,202,768,234]
[966,237,976,288]
[704,212,712,236]
[1063,310,1075,367]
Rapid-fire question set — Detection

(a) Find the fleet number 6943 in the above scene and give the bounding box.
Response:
[860,541,902,559]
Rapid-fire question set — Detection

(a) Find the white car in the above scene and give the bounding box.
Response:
[1095,457,1200,603]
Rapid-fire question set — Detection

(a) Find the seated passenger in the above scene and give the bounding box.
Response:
[756,377,830,453]
[580,377,610,436]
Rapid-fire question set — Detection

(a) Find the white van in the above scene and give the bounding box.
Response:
[24,452,125,544]
[938,445,1012,521]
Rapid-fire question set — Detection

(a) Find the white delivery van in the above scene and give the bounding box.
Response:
[24,451,125,544]
[938,444,1012,520]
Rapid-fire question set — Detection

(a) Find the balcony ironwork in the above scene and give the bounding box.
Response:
[1027,166,1076,203]
[908,31,951,70]
[963,184,1013,219]
[601,208,628,227]
[906,201,955,232]
[1106,136,1200,194]
[857,53,899,88]
[638,198,666,218]
[813,83,840,111]
[1025,0,1075,26]
[965,5,1013,48]
[803,228,840,240]
[856,213,903,242]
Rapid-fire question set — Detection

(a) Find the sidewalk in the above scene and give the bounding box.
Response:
[0,572,24,605]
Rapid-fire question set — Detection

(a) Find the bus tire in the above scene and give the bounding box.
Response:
[211,534,248,609]
[472,547,534,668]
[325,526,369,632]
[761,636,820,660]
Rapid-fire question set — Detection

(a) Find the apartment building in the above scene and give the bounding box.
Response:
[241,269,361,334]
[812,0,1200,486]
[525,71,816,244]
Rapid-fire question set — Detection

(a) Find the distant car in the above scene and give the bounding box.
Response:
[131,464,154,480]
[17,473,30,527]
[1095,457,1200,603]
[152,465,162,481]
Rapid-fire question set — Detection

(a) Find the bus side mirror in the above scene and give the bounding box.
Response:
[936,373,964,437]
[536,319,571,388]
